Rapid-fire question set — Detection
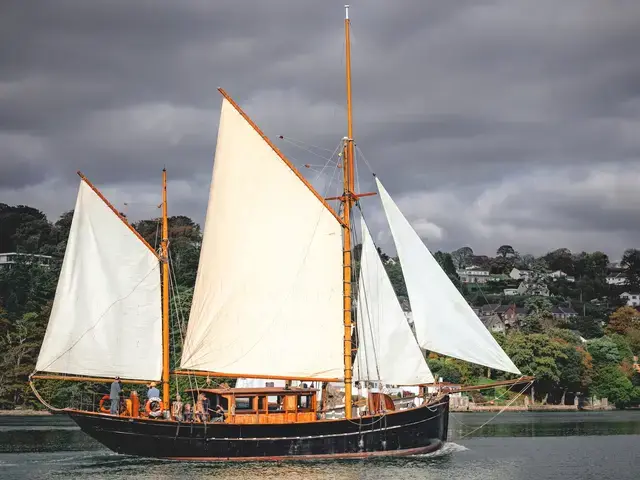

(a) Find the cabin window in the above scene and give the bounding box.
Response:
[234,396,256,413]
[297,395,314,412]
[268,396,282,412]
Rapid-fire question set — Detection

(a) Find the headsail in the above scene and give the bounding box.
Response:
[353,219,434,385]
[375,177,521,375]
[35,179,162,380]
[180,96,344,379]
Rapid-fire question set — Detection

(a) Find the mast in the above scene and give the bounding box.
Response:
[161,168,170,408]
[342,3,355,419]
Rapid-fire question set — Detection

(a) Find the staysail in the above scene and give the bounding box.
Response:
[375,177,521,374]
[180,97,344,379]
[35,179,163,380]
[353,219,434,385]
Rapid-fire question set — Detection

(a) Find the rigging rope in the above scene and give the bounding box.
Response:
[450,380,535,439]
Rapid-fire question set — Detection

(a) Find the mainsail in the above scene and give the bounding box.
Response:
[180,97,344,379]
[35,179,163,380]
[375,178,521,375]
[353,219,434,385]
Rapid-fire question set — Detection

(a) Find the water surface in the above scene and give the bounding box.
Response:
[1,411,638,479]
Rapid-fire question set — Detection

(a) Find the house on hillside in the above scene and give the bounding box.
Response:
[509,268,533,281]
[606,273,628,286]
[477,304,501,316]
[456,266,490,284]
[480,304,526,333]
[551,306,578,319]
[620,292,640,307]
[516,280,550,297]
[0,252,53,269]
[549,270,575,282]
[482,315,506,333]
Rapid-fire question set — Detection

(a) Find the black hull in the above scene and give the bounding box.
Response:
[67,397,449,460]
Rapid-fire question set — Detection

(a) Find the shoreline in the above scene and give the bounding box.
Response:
[450,405,614,412]
[0,409,52,416]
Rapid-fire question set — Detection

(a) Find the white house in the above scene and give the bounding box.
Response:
[457,266,491,284]
[549,270,576,282]
[606,273,628,286]
[0,252,53,269]
[509,268,533,281]
[620,292,640,307]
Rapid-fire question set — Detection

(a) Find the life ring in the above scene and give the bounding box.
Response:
[99,395,111,414]
[145,397,163,418]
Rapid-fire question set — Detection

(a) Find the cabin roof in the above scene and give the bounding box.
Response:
[184,387,318,395]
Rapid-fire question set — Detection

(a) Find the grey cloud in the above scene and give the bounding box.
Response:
[1,0,639,258]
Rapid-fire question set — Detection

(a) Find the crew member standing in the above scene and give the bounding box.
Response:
[147,382,160,399]
[109,377,122,415]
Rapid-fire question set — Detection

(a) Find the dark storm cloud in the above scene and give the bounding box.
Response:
[1,0,640,258]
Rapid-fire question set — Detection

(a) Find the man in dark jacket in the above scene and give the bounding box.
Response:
[109,377,122,415]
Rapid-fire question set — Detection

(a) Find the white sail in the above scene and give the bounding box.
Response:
[35,180,162,380]
[353,219,435,385]
[376,178,521,375]
[180,97,344,379]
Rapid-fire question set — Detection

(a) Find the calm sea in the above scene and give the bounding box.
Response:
[0,411,638,479]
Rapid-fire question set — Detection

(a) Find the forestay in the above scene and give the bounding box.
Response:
[353,219,434,385]
[376,178,521,375]
[180,98,344,379]
[36,180,162,380]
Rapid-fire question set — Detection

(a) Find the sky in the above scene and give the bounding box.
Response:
[1,0,639,259]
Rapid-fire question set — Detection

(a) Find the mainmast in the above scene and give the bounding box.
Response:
[342,4,355,419]
[161,168,170,408]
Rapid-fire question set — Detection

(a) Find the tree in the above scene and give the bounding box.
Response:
[385,260,407,297]
[496,245,516,258]
[426,357,463,384]
[568,316,603,339]
[621,249,640,290]
[433,251,460,287]
[518,254,536,269]
[587,337,623,368]
[451,246,474,269]
[607,306,640,336]
[544,248,575,275]
[503,333,566,400]
[591,366,636,408]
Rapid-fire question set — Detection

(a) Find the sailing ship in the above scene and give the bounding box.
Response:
[30,7,526,460]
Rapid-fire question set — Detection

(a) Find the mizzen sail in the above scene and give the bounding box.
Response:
[35,179,162,380]
[354,219,434,385]
[376,177,521,375]
[180,97,344,379]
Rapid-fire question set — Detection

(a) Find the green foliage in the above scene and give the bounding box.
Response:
[621,249,640,290]
[568,316,603,339]
[384,260,407,297]
[426,358,462,384]
[496,245,516,258]
[2,199,640,409]
[587,337,623,368]
[591,366,636,409]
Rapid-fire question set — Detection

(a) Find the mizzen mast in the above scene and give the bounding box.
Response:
[342,3,355,419]
[161,168,170,408]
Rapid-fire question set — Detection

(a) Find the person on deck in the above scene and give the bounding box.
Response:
[172,395,183,421]
[183,402,192,422]
[201,394,210,422]
[109,377,122,415]
[147,382,160,399]
[213,404,225,422]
